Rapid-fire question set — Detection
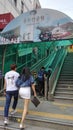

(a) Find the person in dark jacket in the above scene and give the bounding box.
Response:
[47,66,52,91]
[37,66,46,96]
[47,66,52,78]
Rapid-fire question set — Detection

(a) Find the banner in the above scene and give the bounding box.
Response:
[1,9,73,43]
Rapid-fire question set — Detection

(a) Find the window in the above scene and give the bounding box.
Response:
[21,1,24,13]
[14,0,17,7]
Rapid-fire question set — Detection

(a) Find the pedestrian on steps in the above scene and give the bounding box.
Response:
[4,64,19,125]
[18,67,37,130]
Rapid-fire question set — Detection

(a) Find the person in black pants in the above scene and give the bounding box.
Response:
[37,67,46,96]
[4,64,19,125]
[47,66,52,91]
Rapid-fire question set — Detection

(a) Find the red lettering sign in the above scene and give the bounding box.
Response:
[0,13,14,29]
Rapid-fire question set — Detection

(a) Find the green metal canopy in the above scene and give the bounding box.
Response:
[56,40,72,47]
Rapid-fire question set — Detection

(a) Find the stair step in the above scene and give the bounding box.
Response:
[56,88,73,92]
[58,81,73,84]
[59,78,73,80]
[54,96,73,100]
[55,92,73,97]
[56,83,73,88]
[59,74,73,76]
[60,74,73,75]
[56,84,73,88]
[55,91,73,95]
[55,89,73,94]
[54,96,73,104]
[59,77,73,82]
[61,70,73,72]
[60,74,73,76]
[59,75,73,77]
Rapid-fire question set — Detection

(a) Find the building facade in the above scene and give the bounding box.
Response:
[0,0,41,31]
[0,0,41,17]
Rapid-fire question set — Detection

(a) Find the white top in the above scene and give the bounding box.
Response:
[5,70,19,91]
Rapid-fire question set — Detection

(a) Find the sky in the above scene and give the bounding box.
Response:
[39,0,73,20]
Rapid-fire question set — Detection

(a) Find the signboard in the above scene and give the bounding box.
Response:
[0,13,14,30]
[1,9,73,43]
[18,48,32,56]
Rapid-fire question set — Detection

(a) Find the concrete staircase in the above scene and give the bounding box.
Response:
[54,52,73,102]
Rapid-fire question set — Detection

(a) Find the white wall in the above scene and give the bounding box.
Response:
[0,0,20,17]
[0,0,41,17]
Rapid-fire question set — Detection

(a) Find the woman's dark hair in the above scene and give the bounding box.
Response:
[21,67,31,81]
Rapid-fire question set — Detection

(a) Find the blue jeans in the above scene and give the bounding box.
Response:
[4,90,18,117]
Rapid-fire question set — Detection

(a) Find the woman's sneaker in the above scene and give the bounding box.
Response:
[4,118,9,125]
[20,123,26,130]
[10,109,17,115]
